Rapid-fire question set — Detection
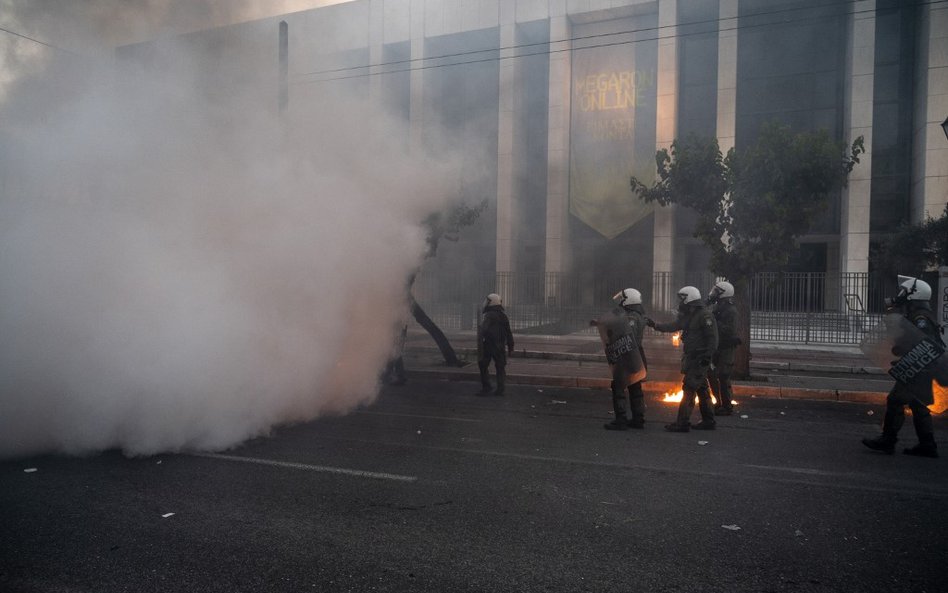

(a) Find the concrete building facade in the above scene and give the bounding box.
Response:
[197,0,947,310]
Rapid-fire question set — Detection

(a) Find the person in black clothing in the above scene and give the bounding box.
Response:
[477,293,515,396]
[603,288,649,430]
[647,286,718,432]
[707,280,739,416]
[863,276,942,458]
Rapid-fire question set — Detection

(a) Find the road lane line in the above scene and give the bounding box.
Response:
[742,464,857,477]
[190,453,417,482]
[303,434,948,497]
[356,411,483,423]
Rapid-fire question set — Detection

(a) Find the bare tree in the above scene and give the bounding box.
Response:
[409,199,487,367]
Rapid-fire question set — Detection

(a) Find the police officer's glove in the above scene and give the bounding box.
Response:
[645,317,656,328]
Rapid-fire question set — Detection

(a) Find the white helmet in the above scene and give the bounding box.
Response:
[710,280,735,300]
[897,276,931,301]
[677,286,702,304]
[485,293,503,307]
[613,288,642,307]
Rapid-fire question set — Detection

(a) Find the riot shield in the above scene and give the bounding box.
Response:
[590,307,647,387]
[860,313,948,411]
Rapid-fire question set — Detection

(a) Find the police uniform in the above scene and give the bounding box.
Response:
[867,303,941,456]
[605,305,649,429]
[654,303,719,431]
[709,298,738,415]
[477,303,514,396]
[625,306,649,427]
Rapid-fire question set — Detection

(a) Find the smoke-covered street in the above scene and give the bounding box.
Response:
[3,378,946,593]
[3,1,948,591]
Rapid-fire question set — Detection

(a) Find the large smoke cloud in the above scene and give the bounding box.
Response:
[0,1,458,458]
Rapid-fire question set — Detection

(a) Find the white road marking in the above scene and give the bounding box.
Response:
[304,434,948,497]
[191,453,417,482]
[356,411,482,423]
[742,464,850,477]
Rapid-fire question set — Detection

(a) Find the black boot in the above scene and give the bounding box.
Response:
[477,360,492,395]
[627,385,645,428]
[862,435,896,454]
[714,373,734,414]
[606,383,629,430]
[697,387,716,429]
[493,369,506,396]
[904,434,938,458]
[904,442,939,458]
[666,388,695,432]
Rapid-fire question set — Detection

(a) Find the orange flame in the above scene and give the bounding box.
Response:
[930,380,948,415]
[671,332,681,347]
[661,389,726,406]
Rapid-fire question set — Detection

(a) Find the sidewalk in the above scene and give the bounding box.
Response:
[402,329,890,405]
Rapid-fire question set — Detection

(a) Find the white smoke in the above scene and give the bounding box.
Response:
[0,4,459,458]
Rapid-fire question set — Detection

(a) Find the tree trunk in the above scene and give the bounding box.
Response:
[733,277,752,379]
[410,296,464,367]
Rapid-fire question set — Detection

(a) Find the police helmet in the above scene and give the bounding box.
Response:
[677,286,702,305]
[711,281,734,299]
[613,288,642,308]
[897,276,931,302]
[485,293,503,307]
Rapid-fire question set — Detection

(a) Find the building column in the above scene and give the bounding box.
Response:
[652,0,679,310]
[368,0,384,104]
[408,0,426,154]
[839,0,875,288]
[544,14,571,305]
[714,0,738,290]
[912,2,948,224]
[495,4,516,303]
[716,0,738,155]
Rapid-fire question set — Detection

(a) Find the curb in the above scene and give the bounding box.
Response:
[408,347,887,376]
[407,368,888,405]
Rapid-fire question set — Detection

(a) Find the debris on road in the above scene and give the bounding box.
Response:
[721,524,741,531]
[161,513,175,518]
[551,400,567,405]
[23,468,37,473]
[698,441,709,446]
[740,414,749,419]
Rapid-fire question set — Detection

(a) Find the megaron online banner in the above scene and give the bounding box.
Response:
[569,25,657,239]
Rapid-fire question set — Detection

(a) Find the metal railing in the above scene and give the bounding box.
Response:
[410,270,891,345]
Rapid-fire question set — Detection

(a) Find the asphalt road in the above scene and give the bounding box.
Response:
[3,379,947,593]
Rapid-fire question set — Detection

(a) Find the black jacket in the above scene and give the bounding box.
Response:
[480,305,514,353]
[655,303,718,361]
[712,299,738,350]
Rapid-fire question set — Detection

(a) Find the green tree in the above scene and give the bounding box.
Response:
[409,199,488,367]
[631,122,864,377]
[872,202,948,278]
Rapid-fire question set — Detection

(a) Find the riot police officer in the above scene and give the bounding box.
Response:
[707,280,739,416]
[477,293,515,396]
[862,276,941,458]
[604,288,649,430]
[647,286,719,432]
